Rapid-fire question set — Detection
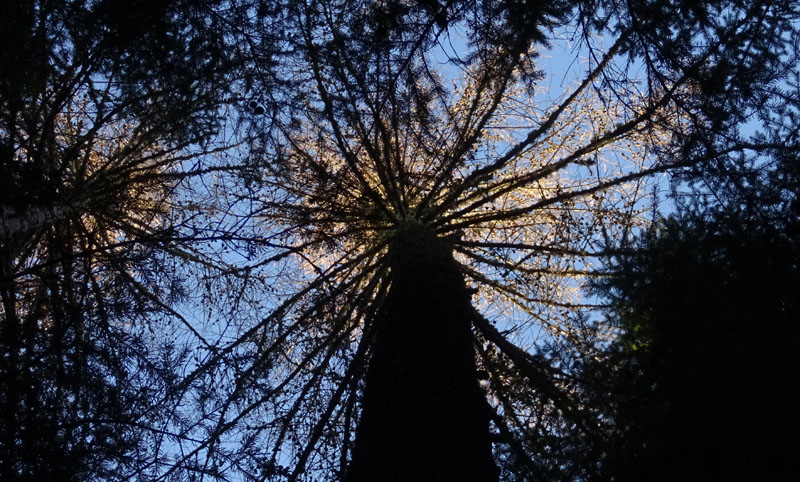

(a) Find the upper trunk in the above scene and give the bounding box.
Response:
[345,222,497,482]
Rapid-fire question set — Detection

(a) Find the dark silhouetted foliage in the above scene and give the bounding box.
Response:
[0,0,270,479]
[2,0,799,480]
[577,133,800,480]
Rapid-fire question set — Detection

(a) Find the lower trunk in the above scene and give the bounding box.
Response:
[345,223,497,482]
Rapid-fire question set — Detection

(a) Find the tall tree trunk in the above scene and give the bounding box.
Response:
[345,223,497,482]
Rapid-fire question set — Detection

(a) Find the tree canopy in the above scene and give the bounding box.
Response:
[2,0,798,480]
[576,132,800,480]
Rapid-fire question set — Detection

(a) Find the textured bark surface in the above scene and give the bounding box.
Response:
[345,223,497,482]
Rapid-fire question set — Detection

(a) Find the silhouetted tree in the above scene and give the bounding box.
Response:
[0,0,281,479]
[579,211,799,479]
[572,51,800,480]
[159,1,798,480]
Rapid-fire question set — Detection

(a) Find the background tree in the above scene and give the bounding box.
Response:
[582,212,799,480]
[0,0,285,479]
[565,3,800,478]
[575,144,800,480]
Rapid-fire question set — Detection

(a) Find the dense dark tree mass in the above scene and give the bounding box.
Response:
[580,215,799,480]
[575,139,800,480]
[1,0,798,480]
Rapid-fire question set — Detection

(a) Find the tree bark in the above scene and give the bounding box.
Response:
[345,222,497,482]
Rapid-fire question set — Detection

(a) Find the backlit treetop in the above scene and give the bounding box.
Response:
[162,1,798,479]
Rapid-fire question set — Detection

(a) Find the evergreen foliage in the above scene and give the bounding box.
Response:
[1,0,798,480]
[577,106,800,480]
